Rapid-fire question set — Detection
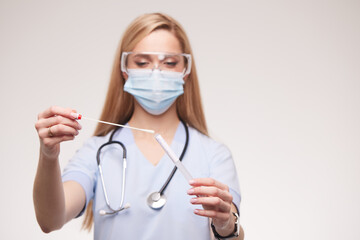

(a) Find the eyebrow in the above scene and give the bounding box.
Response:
[132,54,181,62]
[133,54,152,60]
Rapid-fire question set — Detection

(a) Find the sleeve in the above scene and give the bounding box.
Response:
[209,143,241,211]
[62,137,100,217]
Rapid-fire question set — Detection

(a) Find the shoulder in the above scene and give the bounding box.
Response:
[188,127,232,160]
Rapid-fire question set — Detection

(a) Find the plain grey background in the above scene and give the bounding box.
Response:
[0,0,359,239]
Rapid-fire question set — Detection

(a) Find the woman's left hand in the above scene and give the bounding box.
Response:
[187,178,235,236]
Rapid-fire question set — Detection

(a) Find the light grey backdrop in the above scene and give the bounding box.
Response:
[0,0,359,239]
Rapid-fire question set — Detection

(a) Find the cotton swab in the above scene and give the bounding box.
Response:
[70,113,155,134]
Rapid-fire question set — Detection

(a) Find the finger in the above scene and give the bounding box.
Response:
[189,178,229,191]
[190,197,231,213]
[190,196,231,212]
[36,115,82,131]
[38,124,79,139]
[42,135,76,148]
[187,186,233,203]
[38,106,77,120]
[193,209,230,221]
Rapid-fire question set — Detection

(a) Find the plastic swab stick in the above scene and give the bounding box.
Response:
[154,133,193,181]
[71,113,155,134]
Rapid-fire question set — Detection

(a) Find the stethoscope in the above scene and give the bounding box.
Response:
[97,120,189,216]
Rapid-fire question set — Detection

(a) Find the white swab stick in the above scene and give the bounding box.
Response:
[71,113,155,134]
[154,134,193,181]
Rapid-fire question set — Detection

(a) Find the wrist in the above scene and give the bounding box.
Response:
[211,212,240,239]
[213,215,235,236]
[39,151,59,166]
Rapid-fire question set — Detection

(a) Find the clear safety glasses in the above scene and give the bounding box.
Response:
[121,52,192,76]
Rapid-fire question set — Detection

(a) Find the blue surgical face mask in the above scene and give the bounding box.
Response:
[124,69,185,115]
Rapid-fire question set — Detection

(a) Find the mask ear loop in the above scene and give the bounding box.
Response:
[181,69,186,78]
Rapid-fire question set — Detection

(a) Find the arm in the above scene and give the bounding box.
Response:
[33,106,84,233]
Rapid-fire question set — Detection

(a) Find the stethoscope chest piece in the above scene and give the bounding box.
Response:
[147,192,167,209]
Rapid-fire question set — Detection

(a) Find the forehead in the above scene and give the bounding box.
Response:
[132,29,182,54]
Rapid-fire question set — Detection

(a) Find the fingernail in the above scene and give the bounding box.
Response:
[70,112,78,119]
[194,209,199,214]
[190,198,197,203]
[187,189,194,194]
[78,123,82,130]
[189,179,196,185]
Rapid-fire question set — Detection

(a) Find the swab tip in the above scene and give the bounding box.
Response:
[70,112,82,120]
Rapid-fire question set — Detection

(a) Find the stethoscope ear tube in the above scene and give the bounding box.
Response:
[99,203,131,216]
[97,140,126,165]
[97,130,129,215]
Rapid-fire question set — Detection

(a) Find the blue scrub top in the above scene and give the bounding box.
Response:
[62,123,241,240]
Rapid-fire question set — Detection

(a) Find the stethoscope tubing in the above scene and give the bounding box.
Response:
[97,140,127,214]
[97,120,189,214]
[158,121,189,195]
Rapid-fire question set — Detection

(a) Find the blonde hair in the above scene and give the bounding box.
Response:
[82,12,208,230]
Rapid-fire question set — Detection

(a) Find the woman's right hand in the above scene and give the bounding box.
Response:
[35,106,82,160]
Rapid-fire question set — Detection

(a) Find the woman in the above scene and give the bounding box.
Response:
[33,13,243,240]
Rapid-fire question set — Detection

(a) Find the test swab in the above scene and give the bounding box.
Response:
[71,113,155,134]
[154,134,193,181]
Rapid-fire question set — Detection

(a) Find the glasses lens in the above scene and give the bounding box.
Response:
[125,53,189,73]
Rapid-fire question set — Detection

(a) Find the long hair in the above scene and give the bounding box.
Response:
[82,12,208,230]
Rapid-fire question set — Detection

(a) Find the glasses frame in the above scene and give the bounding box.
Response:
[121,51,192,77]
